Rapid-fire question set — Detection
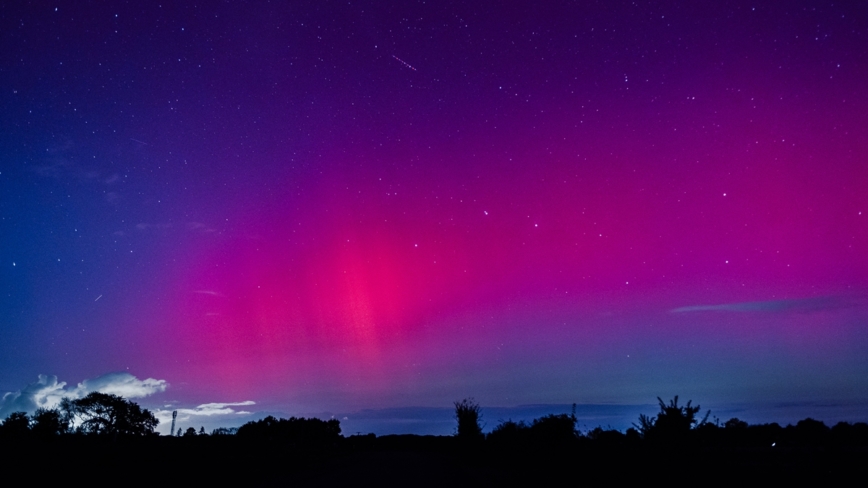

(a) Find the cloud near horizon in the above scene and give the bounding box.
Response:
[671,296,853,314]
[0,372,167,418]
[153,401,256,433]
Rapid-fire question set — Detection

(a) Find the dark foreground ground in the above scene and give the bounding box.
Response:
[1,435,865,486]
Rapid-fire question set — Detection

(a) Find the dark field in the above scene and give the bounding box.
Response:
[2,435,866,486]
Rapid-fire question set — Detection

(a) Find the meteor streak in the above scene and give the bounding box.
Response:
[392,55,416,71]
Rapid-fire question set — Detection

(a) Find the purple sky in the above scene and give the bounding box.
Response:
[2,2,867,434]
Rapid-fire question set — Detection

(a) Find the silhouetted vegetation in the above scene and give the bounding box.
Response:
[0,411,31,438]
[633,395,709,446]
[487,419,530,448]
[211,426,238,436]
[530,412,577,445]
[63,391,158,436]
[236,415,341,447]
[3,394,867,484]
[453,398,483,441]
[31,407,67,438]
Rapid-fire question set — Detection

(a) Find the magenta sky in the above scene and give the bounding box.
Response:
[2,2,867,432]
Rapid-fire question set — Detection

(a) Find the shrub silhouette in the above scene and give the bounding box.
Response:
[830,421,868,447]
[454,398,483,440]
[791,418,829,446]
[31,408,67,437]
[587,426,628,447]
[724,417,748,430]
[634,396,709,445]
[236,416,341,446]
[0,412,31,439]
[487,419,530,447]
[530,413,577,445]
[211,427,238,436]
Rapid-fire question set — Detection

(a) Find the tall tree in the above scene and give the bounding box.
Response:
[454,398,483,440]
[67,392,158,436]
[31,408,68,437]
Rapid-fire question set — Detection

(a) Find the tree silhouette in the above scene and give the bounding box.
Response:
[31,408,68,437]
[184,427,198,437]
[66,392,158,436]
[655,396,705,430]
[0,412,30,438]
[236,416,341,445]
[724,417,748,430]
[59,397,76,429]
[453,398,483,440]
[634,396,709,445]
[634,413,655,437]
[530,413,577,445]
[792,418,830,446]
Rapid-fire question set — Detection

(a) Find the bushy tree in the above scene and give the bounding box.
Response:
[237,416,341,445]
[0,412,31,438]
[830,421,868,447]
[530,413,578,444]
[791,418,830,446]
[634,396,709,445]
[31,408,68,437]
[487,419,530,447]
[65,392,158,436]
[724,417,748,430]
[587,426,628,447]
[454,398,483,440]
[656,396,706,431]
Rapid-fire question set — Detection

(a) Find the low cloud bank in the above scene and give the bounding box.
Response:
[154,401,256,435]
[671,296,851,314]
[0,373,167,418]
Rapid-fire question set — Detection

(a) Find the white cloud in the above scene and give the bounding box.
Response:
[0,373,167,418]
[153,401,256,434]
[67,372,167,399]
[0,374,67,417]
[671,296,848,314]
[1,373,257,435]
[195,401,256,412]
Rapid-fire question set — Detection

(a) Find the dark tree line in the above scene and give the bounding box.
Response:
[0,392,157,439]
[460,396,868,449]
[236,415,341,446]
[3,393,868,451]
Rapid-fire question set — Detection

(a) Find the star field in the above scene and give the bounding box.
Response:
[1,2,867,430]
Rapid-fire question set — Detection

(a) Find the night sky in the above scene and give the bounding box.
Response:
[2,1,867,435]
